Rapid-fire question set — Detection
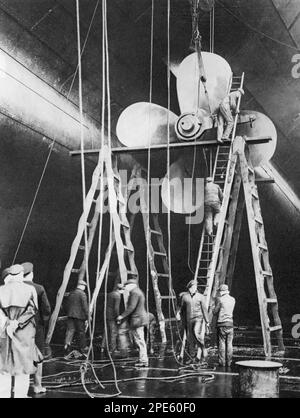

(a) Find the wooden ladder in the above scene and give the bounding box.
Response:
[193,73,244,291]
[205,136,284,357]
[135,168,176,343]
[46,145,138,344]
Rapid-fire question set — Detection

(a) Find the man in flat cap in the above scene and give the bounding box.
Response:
[177,280,209,365]
[22,262,51,394]
[116,278,149,367]
[0,264,41,398]
[213,284,235,367]
[64,279,89,356]
[217,87,244,142]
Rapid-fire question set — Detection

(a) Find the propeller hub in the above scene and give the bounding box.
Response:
[175,113,202,141]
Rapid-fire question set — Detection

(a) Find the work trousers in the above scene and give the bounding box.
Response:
[204,202,221,236]
[101,321,130,353]
[219,103,234,139]
[0,373,30,398]
[65,318,87,352]
[218,326,234,366]
[189,318,207,361]
[131,326,148,363]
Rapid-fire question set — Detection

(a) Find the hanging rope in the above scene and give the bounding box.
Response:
[145,0,155,345]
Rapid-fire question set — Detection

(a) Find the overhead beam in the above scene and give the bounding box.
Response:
[69,136,272,156]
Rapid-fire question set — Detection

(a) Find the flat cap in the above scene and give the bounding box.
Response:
[186,280,197,289]
[1,267,11,281]
[8,264,24,276]
[124,278,138,286]
[77,279,87,287]
[22,262,33,276]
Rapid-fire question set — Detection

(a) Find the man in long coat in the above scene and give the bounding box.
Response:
[22,262,51,394]
[0,264,41,398]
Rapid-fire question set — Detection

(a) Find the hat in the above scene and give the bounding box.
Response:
[8,264,24,276]
[77,279,87,287]
[187,280,197,290]
[1,267,11,281]
[206,177,213,182]
[22,262,33,276]
[124,278,138,286]
[237,88,245,95]
[219,284,229,294]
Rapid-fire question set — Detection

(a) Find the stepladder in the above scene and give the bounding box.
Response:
[46,145,138,344]
[198,136,284,358]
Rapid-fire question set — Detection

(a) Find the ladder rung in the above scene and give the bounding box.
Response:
[157,273,169,278]
[252,191,258,199]
[124,246,134,252]
[198,284,209,288]
[78,245,85,251]
[71,268,80,274]
[269,325,282,332]
[127,271,138,276]
[150,229,162,236]
[258,244,268,251]
[266,298,277,304]
[248,166,255,174]
[161,295,176,300]
[164,318,177,322]
[121,221,130,229]
[154,251,167,257]
[113,173,120,182]
[262,270,272,277]
[255,217,263,225]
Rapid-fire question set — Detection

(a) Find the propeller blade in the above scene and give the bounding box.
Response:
[237,110,277,167]
[161,151,205,215]
[176,52,232,115]
[116,102,178,148]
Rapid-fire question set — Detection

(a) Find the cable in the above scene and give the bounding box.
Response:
[144,0,155,349]
[217,0,300,52]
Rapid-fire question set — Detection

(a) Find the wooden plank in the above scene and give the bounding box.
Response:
[69,136,272,156]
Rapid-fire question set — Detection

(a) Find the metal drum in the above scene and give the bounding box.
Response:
[236,360,282,398]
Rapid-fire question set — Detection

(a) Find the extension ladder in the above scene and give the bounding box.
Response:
[46,145,138,344]
[193,74,244,291]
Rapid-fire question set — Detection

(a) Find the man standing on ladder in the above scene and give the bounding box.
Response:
[204,177,223,237]
[217,88,244,142]
[177,280,209,365]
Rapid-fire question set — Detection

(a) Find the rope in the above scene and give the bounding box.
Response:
[80,0,121,398]
[217,0,300,52]
[145,0,155,344]
[12,0,100,263]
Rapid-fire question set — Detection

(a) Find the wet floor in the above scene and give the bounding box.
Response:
[30,330,300,399]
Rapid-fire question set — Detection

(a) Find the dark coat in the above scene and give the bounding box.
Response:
[24,281,51,326]
[106,290,122,321]
[119,287,148,329]
[66,288,89,320]
[0,278,42,375]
